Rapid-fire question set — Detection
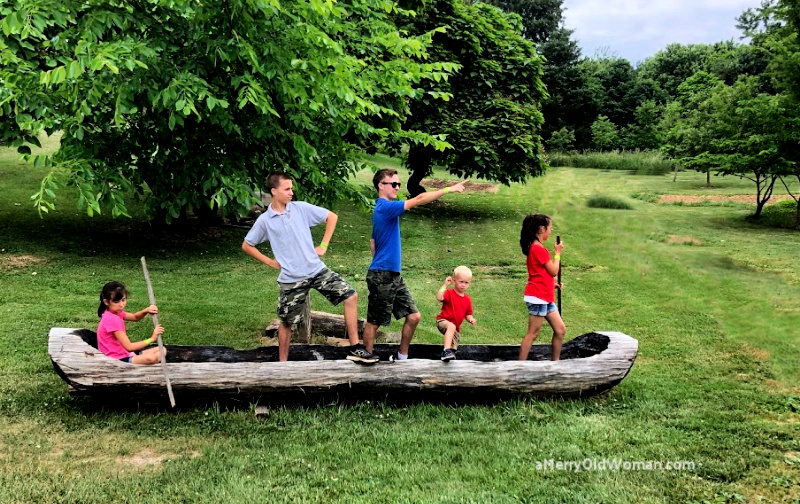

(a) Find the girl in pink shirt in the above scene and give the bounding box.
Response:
[518,214,565,361]
[97,281,166,364]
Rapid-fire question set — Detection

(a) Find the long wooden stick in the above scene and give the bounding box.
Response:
[556,235,562,315]
[141,257,176,408]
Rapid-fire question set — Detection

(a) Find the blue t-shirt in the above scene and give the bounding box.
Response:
[244,201,330,283]
[369,198,406,273]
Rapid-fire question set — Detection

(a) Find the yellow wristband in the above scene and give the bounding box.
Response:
[144,337,152,345]
[438,287,446,293]
[320,242,328,249]
[554,255,561,261]
[444,187,450,194]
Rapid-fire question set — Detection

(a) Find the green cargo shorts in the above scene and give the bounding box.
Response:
[278,267,356,325]
[365,269,419,327]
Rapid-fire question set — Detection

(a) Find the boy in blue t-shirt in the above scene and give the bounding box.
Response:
[362,169,467,360]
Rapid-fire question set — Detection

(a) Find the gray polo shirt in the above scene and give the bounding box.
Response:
[244,201,329,283]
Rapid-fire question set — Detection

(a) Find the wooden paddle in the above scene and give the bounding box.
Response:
[556,235,562,315]
[141,257,175,408]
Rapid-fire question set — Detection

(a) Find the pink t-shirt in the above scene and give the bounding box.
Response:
[97,310,133,360]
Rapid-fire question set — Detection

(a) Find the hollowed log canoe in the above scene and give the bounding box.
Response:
[48,328,637,404]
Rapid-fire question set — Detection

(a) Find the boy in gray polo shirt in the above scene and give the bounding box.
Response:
[242,172,378,364]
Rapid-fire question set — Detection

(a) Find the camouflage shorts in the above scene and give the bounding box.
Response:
[436,318,460,350]
[366,269,419,327]
[277,268,356,325]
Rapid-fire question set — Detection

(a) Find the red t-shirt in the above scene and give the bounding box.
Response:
[436,289,473,332]
[524,242,555,302]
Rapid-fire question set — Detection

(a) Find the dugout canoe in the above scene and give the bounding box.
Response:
[48,327,638,404]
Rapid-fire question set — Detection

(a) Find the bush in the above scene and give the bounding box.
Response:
[586,195,633,210]
[759,199,799,229]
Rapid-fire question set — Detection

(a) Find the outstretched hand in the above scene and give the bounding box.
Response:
[145,304,158,315]
[449,180,468,194]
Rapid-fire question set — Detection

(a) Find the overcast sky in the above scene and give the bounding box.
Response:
[561,0,762,65]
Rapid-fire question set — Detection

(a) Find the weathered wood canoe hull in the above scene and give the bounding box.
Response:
[48,328,637,404]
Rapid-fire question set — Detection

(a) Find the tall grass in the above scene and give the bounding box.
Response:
[549,150,681,175]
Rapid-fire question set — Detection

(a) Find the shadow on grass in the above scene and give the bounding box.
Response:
[0,213,245,262]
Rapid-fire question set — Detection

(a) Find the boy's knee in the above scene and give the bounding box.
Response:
[407,312,421,325]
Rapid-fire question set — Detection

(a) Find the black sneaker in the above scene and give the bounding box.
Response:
[440,348,456,362]
[347,344,379,365]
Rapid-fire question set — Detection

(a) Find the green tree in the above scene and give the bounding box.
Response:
[707,78,793,218]
[660,71,723,186]
[620,100,663,150]
[545,126,575,152]
[1,0,455,222]
[482,0,596,151]
[590,115,619,151]
[395,0,547,196]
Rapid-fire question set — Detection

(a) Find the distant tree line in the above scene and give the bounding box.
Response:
[487,0,799,225]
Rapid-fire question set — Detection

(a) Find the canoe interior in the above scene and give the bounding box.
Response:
[71,329,610,363]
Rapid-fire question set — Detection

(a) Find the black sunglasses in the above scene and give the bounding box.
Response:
[380,182,402,189]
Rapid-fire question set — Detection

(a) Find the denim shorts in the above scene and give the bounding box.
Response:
[119,350,142,363]
[526,301,558,317]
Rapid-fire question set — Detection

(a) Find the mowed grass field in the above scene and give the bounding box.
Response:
[1,142,799,503]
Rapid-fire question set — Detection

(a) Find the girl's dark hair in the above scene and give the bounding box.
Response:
[98,281,128,318]
[520,214,552,256]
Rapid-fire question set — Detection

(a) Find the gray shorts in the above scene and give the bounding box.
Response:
[366,270,419,327]
[278,268,356,325]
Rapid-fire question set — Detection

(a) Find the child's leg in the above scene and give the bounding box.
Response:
[440,321,457,349]
[519,315,545,361]
[545,310,566,361]
[131,346,166,365]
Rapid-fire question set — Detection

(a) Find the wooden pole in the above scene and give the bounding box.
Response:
[140,257,176,408]
[556,235,562,315]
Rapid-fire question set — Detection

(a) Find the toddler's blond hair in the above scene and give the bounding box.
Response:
[453,265,472,280]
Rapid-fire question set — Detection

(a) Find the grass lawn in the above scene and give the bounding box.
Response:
[1,144,799,503]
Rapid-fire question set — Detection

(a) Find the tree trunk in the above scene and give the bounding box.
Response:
[795,197,800,228]
[406,144,434,198]
[706,169,711,187]
[753,174,777,219]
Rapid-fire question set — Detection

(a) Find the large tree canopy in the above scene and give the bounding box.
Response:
[395,0,547,196]
[1,0,457,221]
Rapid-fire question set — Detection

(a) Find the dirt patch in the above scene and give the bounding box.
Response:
[658,194,795,205]
[421,179,499,193]
[117,449,200,468]
[747,347,771,361]
[667,235,702,245]
[0,254,48,271]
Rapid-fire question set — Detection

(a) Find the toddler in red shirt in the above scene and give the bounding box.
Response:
[435,266,476,361]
